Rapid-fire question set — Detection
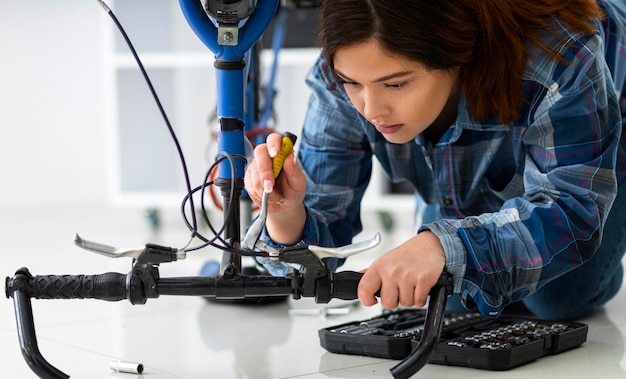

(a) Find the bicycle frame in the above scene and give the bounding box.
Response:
[179,0,280,274]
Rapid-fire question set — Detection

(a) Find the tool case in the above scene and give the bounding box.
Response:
[319,309,588,370]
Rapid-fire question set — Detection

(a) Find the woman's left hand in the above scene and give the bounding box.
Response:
[357,231,447,309]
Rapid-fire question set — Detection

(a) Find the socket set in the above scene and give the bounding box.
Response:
[319,309,588,370]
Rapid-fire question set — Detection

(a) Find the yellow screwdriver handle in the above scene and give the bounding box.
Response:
[272,132,297,179]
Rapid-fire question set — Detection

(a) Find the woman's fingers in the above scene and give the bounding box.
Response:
[358,270,381,306]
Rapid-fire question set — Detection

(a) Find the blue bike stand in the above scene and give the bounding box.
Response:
[178,0,280,274]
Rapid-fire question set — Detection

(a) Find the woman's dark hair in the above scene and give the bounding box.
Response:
[319,0,602,123]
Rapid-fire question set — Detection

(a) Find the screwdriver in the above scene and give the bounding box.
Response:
[272,132,297,179]
[242,132,297,251]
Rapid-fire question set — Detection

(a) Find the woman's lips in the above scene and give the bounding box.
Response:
[374,123,403,134]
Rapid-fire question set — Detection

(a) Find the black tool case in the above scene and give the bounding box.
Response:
[319,309,588,370]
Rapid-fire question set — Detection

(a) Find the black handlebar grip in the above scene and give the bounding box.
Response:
[330,271,364,300]
[31,273,128,301]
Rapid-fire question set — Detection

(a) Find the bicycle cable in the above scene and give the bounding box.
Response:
[96,0,245,254]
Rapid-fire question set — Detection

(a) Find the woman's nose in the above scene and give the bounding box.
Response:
[361,90,389,121]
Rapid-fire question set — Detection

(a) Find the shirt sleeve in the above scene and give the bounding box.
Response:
[422,32,622,317]
[297,59,375,250]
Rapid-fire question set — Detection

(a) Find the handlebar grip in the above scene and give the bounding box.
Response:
[31,273,128,301]
[330,271,363,300]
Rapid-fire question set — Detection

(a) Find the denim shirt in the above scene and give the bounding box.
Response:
[263,0,626,317]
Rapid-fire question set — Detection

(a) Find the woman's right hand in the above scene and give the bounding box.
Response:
[244,133,307,245]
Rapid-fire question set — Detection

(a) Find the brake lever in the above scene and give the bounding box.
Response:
[308,233,381,260]
[74,234,186,265]
[74,234,144,259]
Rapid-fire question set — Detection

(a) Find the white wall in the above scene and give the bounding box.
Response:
[0,1,107,207]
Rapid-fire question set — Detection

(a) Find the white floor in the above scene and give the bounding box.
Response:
[1,204,625,379]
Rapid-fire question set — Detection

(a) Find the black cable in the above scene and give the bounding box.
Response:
[199,156,232,244]
[98,0,247,254]
[97,0,200,235]
[179,184,211,243]
[98,0,265,258]
[178,152,246,250]
[196,152,247,252]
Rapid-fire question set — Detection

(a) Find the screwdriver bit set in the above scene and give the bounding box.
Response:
[319,308,588,370]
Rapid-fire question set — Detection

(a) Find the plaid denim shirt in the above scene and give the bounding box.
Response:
[272,0,626,316]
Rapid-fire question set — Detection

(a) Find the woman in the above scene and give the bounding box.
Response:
[245,0,626,320]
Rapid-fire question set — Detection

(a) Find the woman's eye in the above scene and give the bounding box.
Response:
[339,79,359,87]
[385,82,408,89]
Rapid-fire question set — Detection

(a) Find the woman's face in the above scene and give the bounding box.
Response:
[333,39,460,144]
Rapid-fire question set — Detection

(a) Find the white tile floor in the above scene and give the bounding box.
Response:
[1,204,625,378]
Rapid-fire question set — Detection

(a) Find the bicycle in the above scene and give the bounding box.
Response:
[5,1,452,378]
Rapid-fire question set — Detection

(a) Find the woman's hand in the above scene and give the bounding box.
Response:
[358,231,447,309]
[244,133,307,245]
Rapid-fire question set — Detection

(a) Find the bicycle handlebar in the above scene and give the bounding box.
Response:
[4,265,374,378]
[6,265,451,379]
[8,268,366,303]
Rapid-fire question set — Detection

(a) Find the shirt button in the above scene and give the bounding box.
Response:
[443,196,453,205]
